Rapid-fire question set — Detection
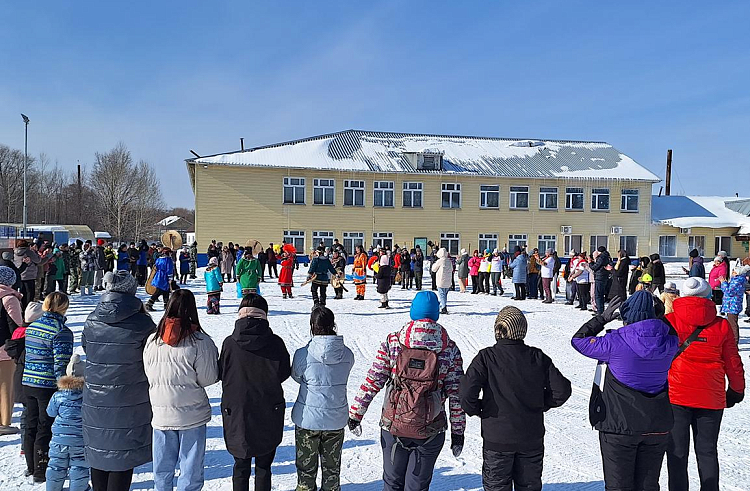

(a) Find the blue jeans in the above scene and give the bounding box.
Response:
[437,288,449,310]
[46,442,89,491]
[153,425,207,491]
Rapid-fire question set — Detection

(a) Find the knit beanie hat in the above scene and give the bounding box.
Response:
[735,265,750,277]
[208,257,218,266]
[410,291,440,322]
[663,282,679,295]
[597,246,607,253]
[103,270,137,295]
[682,277,712,298]
[1,251,12,261]
[494,306,528,341]
[689,249,699,258]
[25,301,44,324]
[620,290,655,325]
[0,266,16,287]
[66,353,85,378]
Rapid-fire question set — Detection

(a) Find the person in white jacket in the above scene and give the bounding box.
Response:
[431,248,453,314]
[143,289,219,491]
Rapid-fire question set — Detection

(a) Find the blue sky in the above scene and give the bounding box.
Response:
[1,1,749,208]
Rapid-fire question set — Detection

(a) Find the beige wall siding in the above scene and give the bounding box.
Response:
[650,224,742,258]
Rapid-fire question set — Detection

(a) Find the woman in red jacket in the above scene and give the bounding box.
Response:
[665,277,745,491]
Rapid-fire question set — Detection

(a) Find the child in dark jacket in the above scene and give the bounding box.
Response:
[460,306,572,491]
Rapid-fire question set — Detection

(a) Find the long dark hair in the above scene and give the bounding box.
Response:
[154,289,204,344]
[310,306,336,336]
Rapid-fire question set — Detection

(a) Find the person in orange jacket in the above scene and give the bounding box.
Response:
[352,246,368,300]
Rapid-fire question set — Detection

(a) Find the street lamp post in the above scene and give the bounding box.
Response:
[21,114,29,238]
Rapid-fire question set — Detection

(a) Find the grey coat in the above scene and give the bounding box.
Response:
[13,247,41,281]
[456,253,470,279]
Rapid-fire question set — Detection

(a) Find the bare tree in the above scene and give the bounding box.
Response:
[89,143,139,242]
[130,160,164,240]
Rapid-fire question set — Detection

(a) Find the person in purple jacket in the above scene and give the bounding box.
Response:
[571,290,678,491]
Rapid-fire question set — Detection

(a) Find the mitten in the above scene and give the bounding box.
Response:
[451,433,464,458]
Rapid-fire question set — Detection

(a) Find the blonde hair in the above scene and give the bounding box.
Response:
[43,292,69,315]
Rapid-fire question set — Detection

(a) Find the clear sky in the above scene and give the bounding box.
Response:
[1,1,749,208]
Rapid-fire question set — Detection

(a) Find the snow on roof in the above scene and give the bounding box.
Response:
[191,130,660,181]
[652,196,750,233]
[158,216,182,227]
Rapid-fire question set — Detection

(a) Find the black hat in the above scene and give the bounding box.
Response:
[689,249,699,258]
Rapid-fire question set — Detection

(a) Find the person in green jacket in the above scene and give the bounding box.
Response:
[236,249,263,296]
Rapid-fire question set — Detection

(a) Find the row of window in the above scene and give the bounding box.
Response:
[283,177,641,212]
[658,235,732,258]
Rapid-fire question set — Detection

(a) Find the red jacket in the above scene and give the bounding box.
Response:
[666,296,745,409]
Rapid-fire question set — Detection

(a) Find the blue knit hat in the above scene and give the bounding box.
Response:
[620,290,655,325]
[410,291,440,322]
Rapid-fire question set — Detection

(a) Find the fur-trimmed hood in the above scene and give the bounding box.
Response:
[57,375,84,391]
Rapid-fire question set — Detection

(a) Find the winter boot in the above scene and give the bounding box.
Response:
[288,293,294,298]
[33,449,48,483]
[384,301,390,309]
[145,300,155,312]
[440,307,448,314]
[378,302,386,308]
[283,294,287,299]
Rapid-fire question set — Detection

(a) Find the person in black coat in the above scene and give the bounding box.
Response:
[219,294,290,491]
[603,250,631,321]
[265,244,278,279]
[589,247,612,315]
[648,253,666,293]
[375,252,392,309]
[628,256,650,296]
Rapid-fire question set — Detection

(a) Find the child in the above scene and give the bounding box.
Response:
[660,281,680,315]
[45,354,88,491]
[204,257,223,315]
[178,248,190,284]
[720,265,750,343]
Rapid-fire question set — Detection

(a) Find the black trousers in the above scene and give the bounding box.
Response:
[233,451,276,491]
[431,271,437,290]
[24,386,56,478]
[577,283,591,309]
[259,261,266,281]
[527,273,539,299]
[471,275,480,293]
[149,288,169,305]
[599,432,668,491]
[311,283,328,306]
[381,429,445,491]
[414,270,423,290]
[137,265,147,286]
[514,283,526,300]
[482,446,543,491]
[667,405,723,491]
[90,468,134,491]
[129,263,138,277]
[267,262,277,278]
[480,272,490,293]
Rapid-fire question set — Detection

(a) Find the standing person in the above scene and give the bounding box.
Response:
[278,251,296,299]
[204,257,224,314]
[456,249,469,293]
[228,242,237,281]
[59,244,71,294]
[237,249,263,297]
[221,246,234,283]
[266,243,278,279]
[399,248,411,290]
[219,294,291,491]
[468,250,482,294]
[509,248,528,301]
[720,266,749,343]
[682,249,706,279]
[45,249,63,297]
[590,246,612,314]
[78,242,96,297]
[660,282,680,315]
[93,240,106,292]
[0,266,23,435]
[665,277,745,491]
[526,249,541,300]
[647,253,666,294]
[145,248,175,312]
[23,292,73,482]
[562,251,577,305]
[67,242,82,295]
[352,245,368,300]
[116,244,129,272]
[178,247,190,284]
[367,250,380,286]
[128,242,139,278]
[629,256,650,296]
[348,291,465,491]
[143,289,219,491]
[45,354,88,491]
[14,239,41,308]
[571,290,678,491]
[479,251,491,295]
[460,306,572,491]
[490,249,504,296]
[708,256,728,306]
[291,307,354,491]
[540,248,556,304]
[137,240,150,286]
[429,246,439,291]
[257,248,267,283]
[83,270,156,491]
[206,240,219,264]
[307,249,337,308]
[569,252,591,311]
[376,252,392,309]
[431,247,453,314]
[330,251,346,300]
[413,246,425,291]
[104,244,115,273]
[603,250,631,321]
[188,241,198,280]
[552,251,562,296]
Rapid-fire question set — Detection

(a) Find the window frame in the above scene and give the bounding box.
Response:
[620,189,639,212]
[539,187,558,210]
[478,233,498,253]
[564,234,583,256]
[509,186,529,210]
[659,235,677,257]
[441,183,461,209]
[508,234,528,251]
[312,178,335,206]
[688,235,706,257]
[537,234,557,253]
[343,180,365,207]
[479,185,500,209]
[372,232,393,250]
[591,188,610,211]
[565,187,585,211]
[313,230,335,249]
[283,230,305,254]
[373,181,395,208]
[402,182,423,208]
[619,235,638,257]
[440,233,461,256]
[282,177,306,205]
[343,231,365,256]
[714,236,732,257]
[590,235,608,252]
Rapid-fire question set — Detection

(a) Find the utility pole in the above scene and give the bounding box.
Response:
[21,114,29,237]
[77,161,82,224]
[665,149,672,196]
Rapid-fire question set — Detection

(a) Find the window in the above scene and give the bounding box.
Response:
[539,187,558,210]
[313,231,334,249]
[509,186,529,209]
[372,232,393,250]
[508,234,527,251]
[402,182,423,208]
[715,236,731,256]
[343,232,364,255]
[440,233,460,256]
[565,187,584,210]
[441,183,461,209]
[283,177,305,204]
[344,180,365,207]
[538,235,557,253]
[591,188,610,211]
[283,230,305,254]
[621,189,639,212]
[688,236,706,256]
[564,235,582,256]
[590,236,608,252]
[620,236,638,257]
[480,185,500,209]
[479,233,498,253]
[659,235,677,257]
[313,178,335,205]
[373,181,394,207]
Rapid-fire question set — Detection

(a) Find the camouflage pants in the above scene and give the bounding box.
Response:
[69,267,80,292]
[295,427,344,491]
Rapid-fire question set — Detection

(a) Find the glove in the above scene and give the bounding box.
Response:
[347,417,362,436]
[727,388,744,408]
[450,433,464,458]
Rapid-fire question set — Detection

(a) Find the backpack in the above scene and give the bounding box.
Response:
[380,344,447,439]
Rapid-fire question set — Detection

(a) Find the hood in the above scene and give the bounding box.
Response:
[57,375,85,392]
[307,335,349,364]
[693,256,704,266]
[0,284,22,300]
[14,247,29,257]
[232,316,275,352]
[617,319,676,360]
[161,317,199,346]
[436,248,447,259]
[397,319,448,352]
[670,296,717,327]
[88,291,146,324]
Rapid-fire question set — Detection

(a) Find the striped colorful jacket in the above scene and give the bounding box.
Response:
[23,312,73,388]
[349,319,466,435]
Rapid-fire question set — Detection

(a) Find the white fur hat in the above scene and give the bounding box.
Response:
[682,277,712,299]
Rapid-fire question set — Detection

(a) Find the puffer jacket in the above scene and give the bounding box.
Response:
[204,267,223,294]
[468,256,481,276]
[292,335,354,431]
[708,261,728,289]
[490,255,503,273]
[509,254,528,284]
[689,256,706,279]
[456,253,469,278]
[80,248,96,271]
[14,246,41,281]
[143,325,219,430]
[431,248,453,289]
[82,291,156,471]
[47,375,84,448]
[349,319,466,435]
[666,296,745,410]
[151,256,174,292]
[23,312,73,388]
[0,285,23,346]
[720,275,747,314]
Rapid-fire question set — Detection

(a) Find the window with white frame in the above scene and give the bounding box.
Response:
[372,232,393,250]
[283,177,305,204]
[509,186,529,209]
[344,180,365,207]
[283,230,305,254]
[620,236,638,256]
[343,232,364,255]
[564,235,582,256]
[441,183,461,209]
[591,188,610,211]
[659,235,677,257]
[508,234,527,251]
[313,178,335,205]
[373,181,394,207]
[440,233,460,256]
[590,235,608,252]
[565,187,584,210]
[688,236,705,256]
[539,187,558,210]
[479,233,498,253]
[313,231,335,249]
[480,185,500,209]
[402,182,423,208]
[621,189,639,212]
[538,235,557,253]
[715,236,731,257]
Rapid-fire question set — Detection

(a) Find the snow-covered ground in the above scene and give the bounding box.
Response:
[1,263,748,490]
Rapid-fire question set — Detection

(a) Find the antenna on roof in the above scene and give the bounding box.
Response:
[658,186,663,197]
[190,150,201,158]
[240,138,245,152]
[665,149,673,196]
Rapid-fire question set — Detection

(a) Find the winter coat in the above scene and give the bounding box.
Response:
[349,319,466,435]
[509,254,528,284]
[708,261,728,289]
[204,267,223,294]
[660,292,679,315]
[23,312,73,389]
[236,257,262,290]
[413,252,424,271]
[47,376,84,448]
[590,251,612,283]
[646,259,666,287]
[527,255,540,275]
[265,247,278,264]
[137,243,149,266]
[80,248,96,271]
[143,328,219,430]
[490,255,503,273]
[95,246,106,270]
[689,257,706,279]
[399,252,411,273]
[128,247,139,265]
[13,246,41,281]
[376,264,392,294]
[292,335,354,431]
[116,251,129,271]
[540,256,555,279]
[479,257,491,274]
[572,260,591,284]
[0,257,24,290]
[151,256,174,292]
[666,296,745,410]
[608,258,630,299]
[179,251,190,275]
[221,250,234,275]
[4,328,26,403]
[456,253,470,278]
[82,291,156,471]
[69,248,81,271]
[468,256,481,276]
[720,275,747,315]
[0,285,22,346]
[219,315,291,458]
[460,339,572,451]
[431,248,453,289]
[278,255,295,287]
[308,256,337,285]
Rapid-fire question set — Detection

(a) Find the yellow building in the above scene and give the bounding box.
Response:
[186,129,662,258]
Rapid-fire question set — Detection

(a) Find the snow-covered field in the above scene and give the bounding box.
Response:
[1,263,748,490]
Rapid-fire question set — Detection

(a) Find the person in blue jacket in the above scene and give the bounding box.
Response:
[204,257,224,314]
[116,244,130,272]
[307,249,338,307]
[136,240,149,286]
[145,247,174,312]
[509,248,529,300]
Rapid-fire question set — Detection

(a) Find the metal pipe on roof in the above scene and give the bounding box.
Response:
[665,149,672,196]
